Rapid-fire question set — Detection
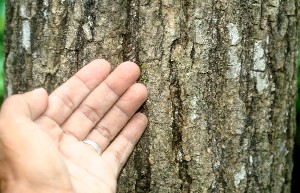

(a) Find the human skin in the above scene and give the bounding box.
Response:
[0,59,148,193]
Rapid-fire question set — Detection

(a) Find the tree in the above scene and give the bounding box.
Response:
[4,0,299,192]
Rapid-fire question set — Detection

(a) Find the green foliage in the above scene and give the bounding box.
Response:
[0,0,4,33]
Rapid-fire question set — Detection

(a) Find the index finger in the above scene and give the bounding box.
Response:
[42,59,111,125]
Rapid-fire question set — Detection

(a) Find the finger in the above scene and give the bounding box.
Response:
[101,113,148,175]
[84,83,147,150]
[0,88,48,120]
[41,59,111,125]
[61,61,141,139]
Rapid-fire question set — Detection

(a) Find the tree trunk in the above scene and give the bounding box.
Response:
[4,0,299,192]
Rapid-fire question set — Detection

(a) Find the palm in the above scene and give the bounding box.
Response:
[59,134,117,192]
[0,60,148,193]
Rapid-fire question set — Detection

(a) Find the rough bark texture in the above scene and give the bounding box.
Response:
[4,0,299,192]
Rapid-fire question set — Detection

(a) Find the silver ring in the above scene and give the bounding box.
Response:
[82,139,101,154]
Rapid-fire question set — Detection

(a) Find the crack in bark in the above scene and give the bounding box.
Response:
[74,22,83,71]
[206,0,251,191]
[83,0,96,42]
[122,0,140,63]
[169,38,192,192]
[134,132,151,193]
[121,1,152,192]
[238,2,257,192]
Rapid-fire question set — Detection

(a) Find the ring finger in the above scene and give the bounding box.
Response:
[84,83,147,153]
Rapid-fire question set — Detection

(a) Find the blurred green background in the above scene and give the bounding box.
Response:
[0,0,299,190]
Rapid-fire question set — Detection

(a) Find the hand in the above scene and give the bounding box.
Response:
[0,60,148,193]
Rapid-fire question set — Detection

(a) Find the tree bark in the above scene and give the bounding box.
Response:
[4,0,299,192]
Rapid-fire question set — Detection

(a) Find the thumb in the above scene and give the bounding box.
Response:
[0,88,48,120]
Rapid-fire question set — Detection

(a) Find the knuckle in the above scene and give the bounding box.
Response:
[78,104,102,124]
[53,92,76,111]
[94,124,113,142]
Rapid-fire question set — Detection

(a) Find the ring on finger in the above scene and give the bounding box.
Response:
[82,139,101,154]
